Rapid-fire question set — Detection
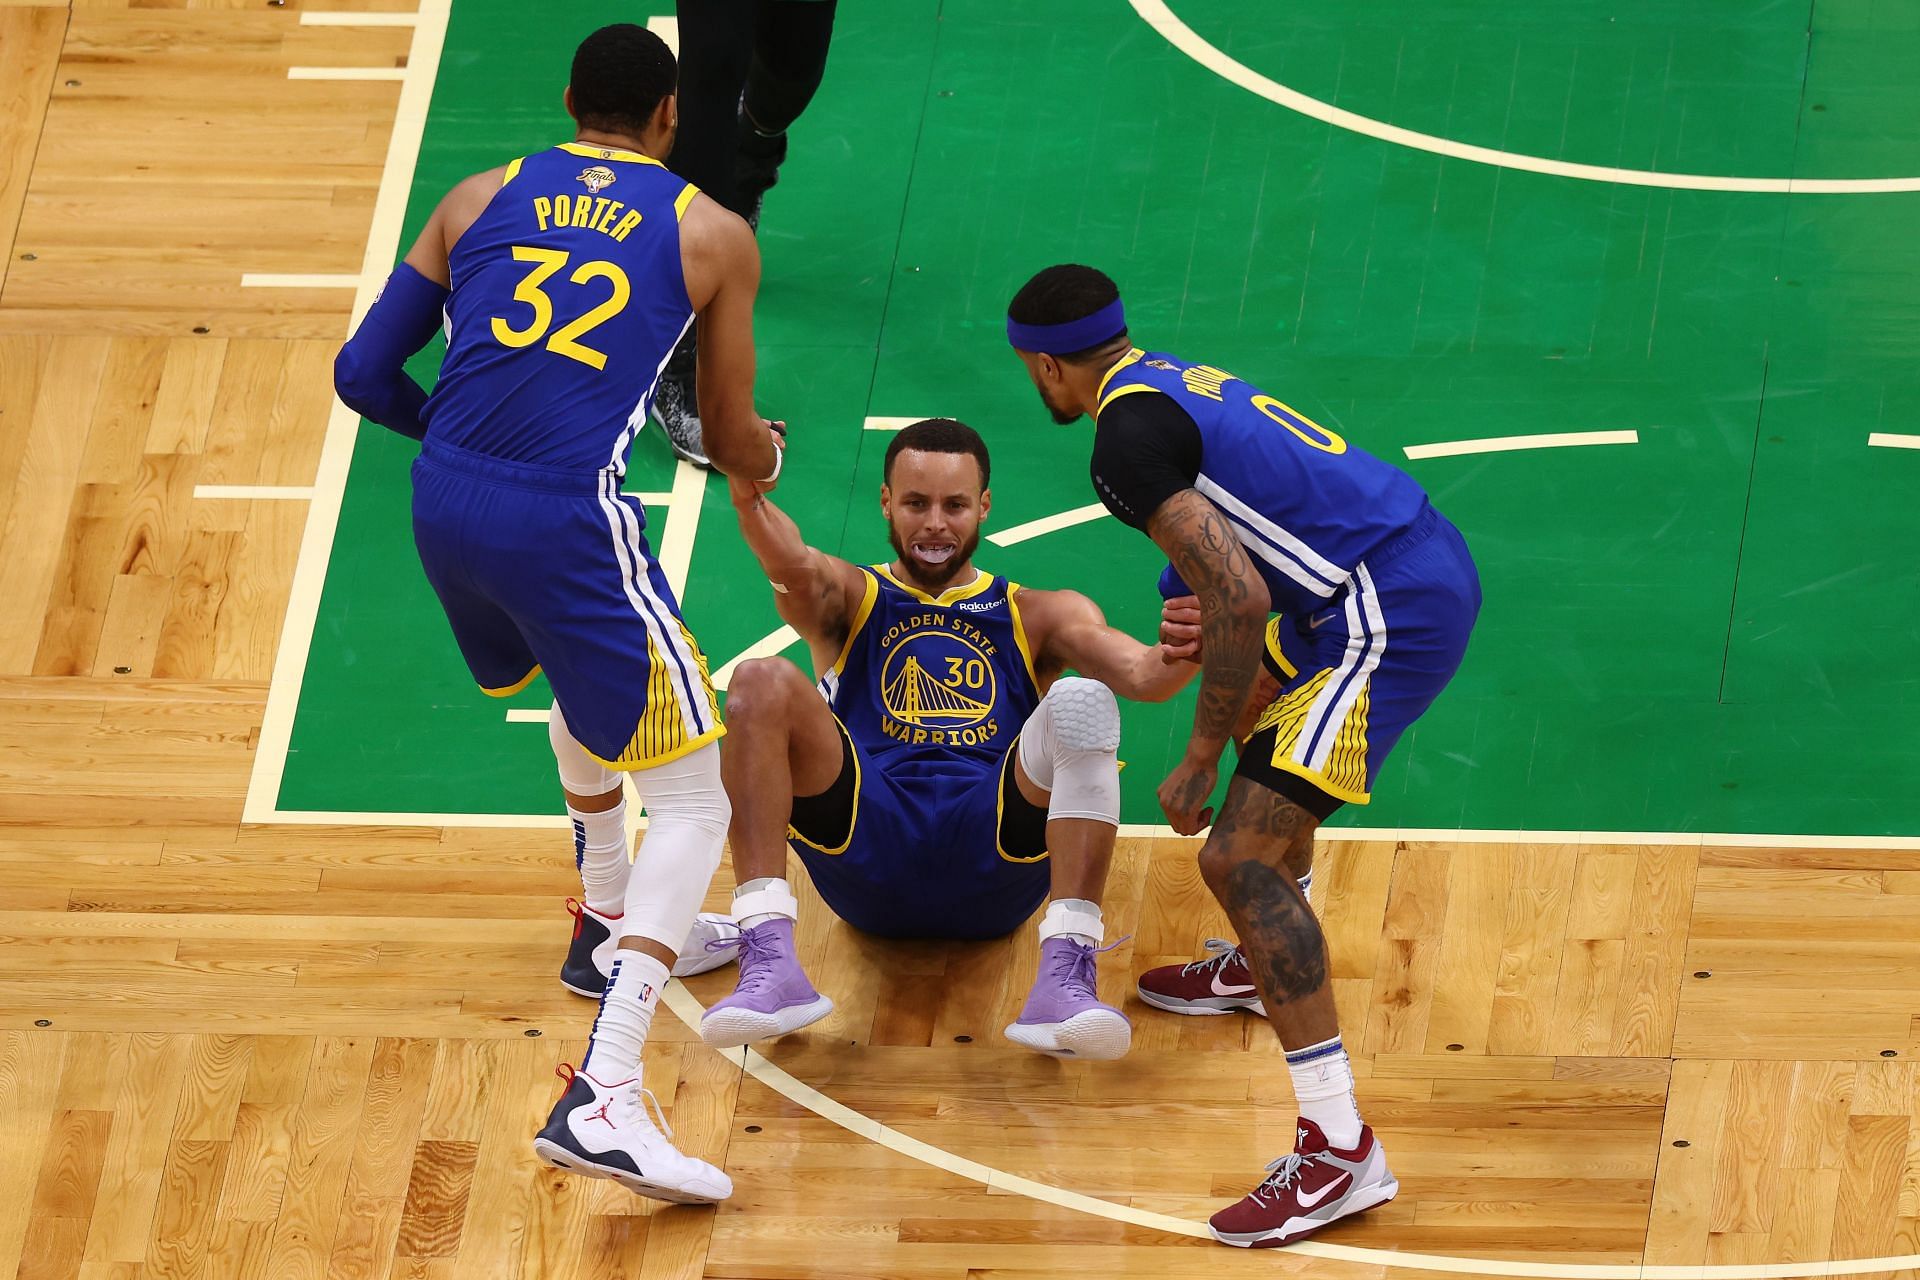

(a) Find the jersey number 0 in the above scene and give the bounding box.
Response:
[489,246,631,371]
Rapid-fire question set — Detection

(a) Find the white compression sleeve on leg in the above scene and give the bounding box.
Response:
[1015,677,1121,825]
[549,701,619,795]
[621,742,730,951]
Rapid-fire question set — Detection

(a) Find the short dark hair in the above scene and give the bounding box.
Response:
[1007,264,1128,362]
[883,418,991,489]
[570,25,677,137]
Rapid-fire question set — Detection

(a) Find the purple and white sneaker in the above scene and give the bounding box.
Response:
[1003,936,1132,1060]
[698,918,834,1048]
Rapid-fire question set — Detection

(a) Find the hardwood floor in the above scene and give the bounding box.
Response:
[1,3,1915,1277]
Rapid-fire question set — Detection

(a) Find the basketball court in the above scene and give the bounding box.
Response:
[3,0,1918,1276]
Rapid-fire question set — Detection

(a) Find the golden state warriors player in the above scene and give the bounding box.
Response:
[1006,266,1481,1247]
[699,419,1200,1060]
[333,26,786,1205]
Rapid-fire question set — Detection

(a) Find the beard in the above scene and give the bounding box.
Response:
[1038,384,1081,426]
[887,522,982,591]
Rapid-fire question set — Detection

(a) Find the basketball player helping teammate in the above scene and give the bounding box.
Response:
[1006,264,1482,1247]
[335,25,779,1204]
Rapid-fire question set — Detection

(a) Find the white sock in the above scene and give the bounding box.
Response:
[1297,869,1314,911]
[1038,897,1103,948]
[569,799,629,917]
[582,950,669,1081]
[734,876,796,929]
[1286,1036,1363,1150]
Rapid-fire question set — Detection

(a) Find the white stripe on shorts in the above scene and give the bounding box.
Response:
[1295,564,1388,771]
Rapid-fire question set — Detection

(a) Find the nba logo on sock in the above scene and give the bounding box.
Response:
[636,981,656,1003]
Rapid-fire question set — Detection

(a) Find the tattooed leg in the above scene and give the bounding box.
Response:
[1196,776,1338,1050]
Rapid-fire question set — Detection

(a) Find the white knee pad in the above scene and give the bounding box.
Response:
[548,701,618,796]
[622,742,731,950]
[1016,677,1121,826]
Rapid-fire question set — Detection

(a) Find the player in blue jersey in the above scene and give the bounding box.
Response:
[1006,265,1481,1247]
[698,418,1202,1060]
[333,25,789,1205]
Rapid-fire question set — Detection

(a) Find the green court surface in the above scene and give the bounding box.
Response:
[275,0,1920,835]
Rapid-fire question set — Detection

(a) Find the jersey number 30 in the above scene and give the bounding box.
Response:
[490,246,630,371]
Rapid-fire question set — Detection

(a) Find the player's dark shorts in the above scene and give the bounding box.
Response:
[785,717,1051,939]
[410,440,722,769]
[1239,505,1481,816]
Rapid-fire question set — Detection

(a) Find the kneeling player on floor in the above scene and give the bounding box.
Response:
[698,417,1197,1059]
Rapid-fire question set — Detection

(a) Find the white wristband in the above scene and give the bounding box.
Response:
[759,438,784,485]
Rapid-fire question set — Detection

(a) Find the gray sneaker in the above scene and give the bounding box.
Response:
[651,336,708,467]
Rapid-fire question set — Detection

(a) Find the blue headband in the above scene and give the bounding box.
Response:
[1005,298,1126,354]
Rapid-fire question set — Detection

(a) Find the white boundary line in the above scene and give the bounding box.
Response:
[659,984,1920,1279]
[1867,432,1920,450]
[288,66,409,82]
[1404,429,1639,460]
[656,460,707,602]
[1130,0,1920,195]
[711,624,800,692]
[240,273,360,289]
[863,416,922,431]
[986,501,1108,547]
[244,0,451,825]
[193,484,315,501]
[300,11,420,26]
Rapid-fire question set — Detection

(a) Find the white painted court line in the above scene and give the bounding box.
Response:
[712,624,801,692]
[631,491,673,506]
[863,416,923,431]
[287,66,408,81]
[645,15,678,55]
[656,460,706,603]
[240,273,360,289]
[193,485,315,501]
[1868,432,1920,450]
[245,0,451,826]
[1131,0,1920,196]
[986,501,1109,547]
[662,981,1920,1278]
[504,709,550,724]
[300,11,420,25]
[1403,429,1639,461]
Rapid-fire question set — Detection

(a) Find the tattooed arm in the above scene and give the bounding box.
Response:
[1146,488,1271,831]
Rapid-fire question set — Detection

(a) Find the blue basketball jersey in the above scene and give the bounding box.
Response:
[1097,350,1433,617]
[820,566,1041,782]
[423,142,698,476]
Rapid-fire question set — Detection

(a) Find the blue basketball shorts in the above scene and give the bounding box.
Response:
[784,718,1053,940]
[1241,505,1481,808]
[410,440,723,769]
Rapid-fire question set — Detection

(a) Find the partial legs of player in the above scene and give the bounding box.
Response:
[1191,778,1397,1247]
[551,705,739,999]
[533,726,736,1203]
[702,660,1130,1060]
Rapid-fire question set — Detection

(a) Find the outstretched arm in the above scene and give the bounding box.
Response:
[728,476,866,649]
[1027,588,1197,703]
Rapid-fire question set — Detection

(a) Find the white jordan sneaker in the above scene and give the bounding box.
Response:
[532,1065,732,1204]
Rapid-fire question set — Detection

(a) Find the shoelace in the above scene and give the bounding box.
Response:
[621,1081,675,1140]
[554,1063,674,1141]
[1050,936,1128,1000]
[1250,1130,1320,1205]
[1178,937,1246,978]
[728,923,785,997]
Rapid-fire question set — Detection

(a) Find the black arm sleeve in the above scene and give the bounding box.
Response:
[1089,391,1204,531]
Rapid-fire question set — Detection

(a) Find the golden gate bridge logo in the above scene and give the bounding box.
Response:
[880,634,996,728]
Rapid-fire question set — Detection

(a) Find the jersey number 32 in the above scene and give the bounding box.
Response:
[489,246,630,371]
